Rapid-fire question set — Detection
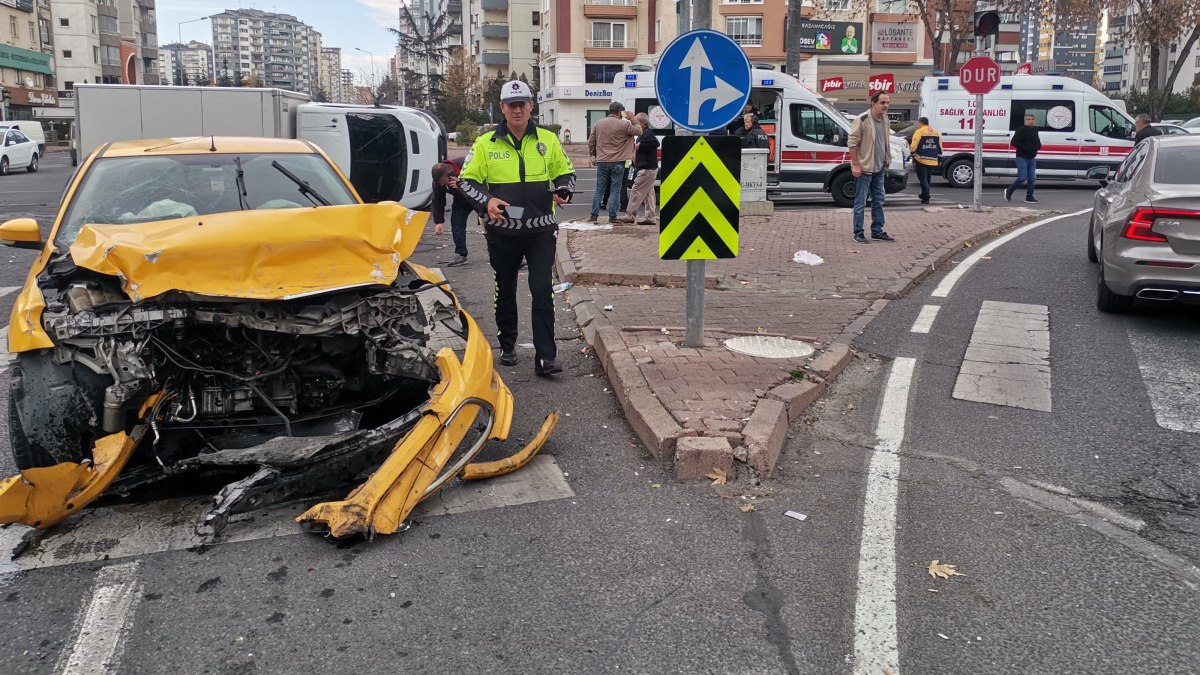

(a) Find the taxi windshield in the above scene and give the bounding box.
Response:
[57,153,358,244]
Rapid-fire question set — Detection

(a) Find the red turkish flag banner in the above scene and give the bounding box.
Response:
[868,73,896,93]
[820,77,845,93]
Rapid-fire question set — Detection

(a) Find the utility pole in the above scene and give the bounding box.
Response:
[679,0,712,348]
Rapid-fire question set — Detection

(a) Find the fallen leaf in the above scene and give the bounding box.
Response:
[756,326,766,333]
[706,468,728,486]
[640,284,652,290]
[650,483,662,489]
[739,503,756,513]
[927,560,965,579]
[846,403,856,411]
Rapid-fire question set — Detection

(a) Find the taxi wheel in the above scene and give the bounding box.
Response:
[9,352,108,470]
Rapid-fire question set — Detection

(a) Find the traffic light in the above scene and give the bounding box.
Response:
[974,11,1000,38]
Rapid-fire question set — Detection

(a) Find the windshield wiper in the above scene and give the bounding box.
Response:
[233,156,250,211]
[271,160,331,207]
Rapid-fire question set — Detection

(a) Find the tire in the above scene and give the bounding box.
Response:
[0,157,9,176]
[1086,216,1098,263]
[26,154,38,173]
[830,171,855,208]
[9,351,111,469]
[70,148,78,167]
[945,158,974,188]
[1096,245,1133,314]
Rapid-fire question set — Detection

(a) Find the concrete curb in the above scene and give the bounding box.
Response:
[557,210,1045,479]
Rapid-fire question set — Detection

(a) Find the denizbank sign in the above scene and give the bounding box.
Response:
[538,87,614,102]
[0,44,52,75]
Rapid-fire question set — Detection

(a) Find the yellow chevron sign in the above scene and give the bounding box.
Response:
[658,136,741,260]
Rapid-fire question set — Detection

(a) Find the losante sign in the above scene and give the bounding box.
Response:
[959,56,1001,95]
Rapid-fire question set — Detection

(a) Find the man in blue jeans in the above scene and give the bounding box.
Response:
[848,91,895,243]
[1005,114,1041,204]
[587,101,640,223]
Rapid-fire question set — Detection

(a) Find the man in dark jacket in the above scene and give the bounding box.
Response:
[430,157,473,266]
[1005,114,1041,204]
[735,113,771,149]
[1133,114,1161,145]
[623,112,659,224]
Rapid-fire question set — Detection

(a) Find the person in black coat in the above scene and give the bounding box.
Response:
[735,113,771,149]
[1133,114,1161,145]
[1005,114,1041,204]
[430,157,475,266]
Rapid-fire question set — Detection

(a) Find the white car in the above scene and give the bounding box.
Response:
[0,127,39,175]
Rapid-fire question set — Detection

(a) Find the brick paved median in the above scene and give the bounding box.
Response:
[556,204,1045,479]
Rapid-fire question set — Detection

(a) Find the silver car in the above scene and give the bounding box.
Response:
[1086,134,1200,313]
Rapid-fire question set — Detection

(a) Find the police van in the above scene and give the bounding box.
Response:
[918,74,1135,188]
[610,68,909,207]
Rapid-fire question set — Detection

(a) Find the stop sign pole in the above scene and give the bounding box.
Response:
[959,55,1001,211]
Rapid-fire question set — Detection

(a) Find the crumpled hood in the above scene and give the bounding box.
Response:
[68,203,428,301]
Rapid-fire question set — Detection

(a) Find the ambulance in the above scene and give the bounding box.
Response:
[918,74,1135,188]
[610,68,909,207]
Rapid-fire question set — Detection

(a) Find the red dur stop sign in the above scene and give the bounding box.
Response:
[959,56,1001,95]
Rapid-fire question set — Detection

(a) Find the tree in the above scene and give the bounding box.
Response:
[194,73,211,87]
[436,50,485,130]
[241,73,264,88]
[389,4,461,109]
[913,0,975,73]
[216,58,235,87]
[313,86,329,103]
[1050,0,1199,120]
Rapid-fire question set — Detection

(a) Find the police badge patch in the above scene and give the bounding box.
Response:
[536,142,547,156]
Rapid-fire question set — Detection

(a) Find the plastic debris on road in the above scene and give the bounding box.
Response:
[792,250,825,266]
[783,510,808,522]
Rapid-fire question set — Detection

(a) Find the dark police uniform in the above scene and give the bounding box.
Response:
[458,114,576,369]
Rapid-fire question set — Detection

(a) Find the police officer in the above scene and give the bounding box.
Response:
[458,81,576,377]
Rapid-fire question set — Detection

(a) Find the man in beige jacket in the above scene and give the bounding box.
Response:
[848,91,895,243]
[588,101,641,223]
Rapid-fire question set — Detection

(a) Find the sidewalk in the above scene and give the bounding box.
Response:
[554,203,1044,479]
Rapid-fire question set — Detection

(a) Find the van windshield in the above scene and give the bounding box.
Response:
[346,113,409,203]
[58,153,358,244]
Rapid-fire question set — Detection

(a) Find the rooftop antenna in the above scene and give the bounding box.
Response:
[209,136,217,152]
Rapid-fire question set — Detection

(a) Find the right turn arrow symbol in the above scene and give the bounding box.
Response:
[680,37,744,127]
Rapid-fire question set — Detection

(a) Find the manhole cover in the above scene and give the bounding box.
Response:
[723,336,814,359]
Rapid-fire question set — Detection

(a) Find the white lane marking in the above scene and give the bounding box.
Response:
[909,304,941,334]
[1126,322,1200,433]
[952,302,1051,412]
[0,454,574,571]
[0,286,20,298]
[854,356,915,675]
[0,324,11,369]
[57,561,142,675]
[930,208,1092,298]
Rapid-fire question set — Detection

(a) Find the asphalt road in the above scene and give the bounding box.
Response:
[1,152,1188,673]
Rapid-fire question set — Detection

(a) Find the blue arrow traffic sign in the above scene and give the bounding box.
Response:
[655,30,752,133]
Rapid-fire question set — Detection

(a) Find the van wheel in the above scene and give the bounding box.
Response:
[830,172,856,208]
[945,159,974,188]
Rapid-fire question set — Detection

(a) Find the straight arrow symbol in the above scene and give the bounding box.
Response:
[680,36,744,127]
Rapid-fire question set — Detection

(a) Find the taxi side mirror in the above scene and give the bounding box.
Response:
[0,218,43,250]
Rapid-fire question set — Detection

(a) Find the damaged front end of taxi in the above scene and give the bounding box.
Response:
[0,203,556,539]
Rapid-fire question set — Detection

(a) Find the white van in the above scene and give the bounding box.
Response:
[0,121,46,157]
[611,68,909,207]
[918,74,1134,188]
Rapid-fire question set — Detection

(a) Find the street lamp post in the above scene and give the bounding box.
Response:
[177,17,209,86]
[355,47,378,103]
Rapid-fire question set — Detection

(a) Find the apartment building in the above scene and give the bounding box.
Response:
[1102,8,1199,97]
[469,0,538,83]
[51,0,157,88]
[1,0,57,121]
[318,46,344,102]
[210,8,319,95]
[158,40,213,86]
[397,0,465,98]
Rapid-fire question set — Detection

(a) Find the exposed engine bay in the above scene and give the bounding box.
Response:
[15,257,465,508]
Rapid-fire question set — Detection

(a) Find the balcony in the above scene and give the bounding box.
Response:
[583,0,638,19]
[481,49,509,65]
[481,22,508,38]
[481,0,508,9]
[584,40,637,61]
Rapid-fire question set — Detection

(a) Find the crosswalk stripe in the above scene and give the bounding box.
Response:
[1126,322,1200,433]
[0,454,574,572]
[57,562,142,675]
[952,301,1051,412]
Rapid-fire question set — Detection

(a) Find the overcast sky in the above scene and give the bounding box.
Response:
[157,0,400,73]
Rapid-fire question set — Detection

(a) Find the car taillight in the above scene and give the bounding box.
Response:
[1122,208,1169,242]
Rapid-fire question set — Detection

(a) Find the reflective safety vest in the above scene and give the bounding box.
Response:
[459,121,576,236]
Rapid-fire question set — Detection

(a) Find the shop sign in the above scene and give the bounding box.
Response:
[819,75,922,94]
[540,87,615,101]
[794,21,865,55]
[871,22,917,54]
[869,73,896,93]
[0,43,52,75]
[6,86,59,107]
[820,77,845,92]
